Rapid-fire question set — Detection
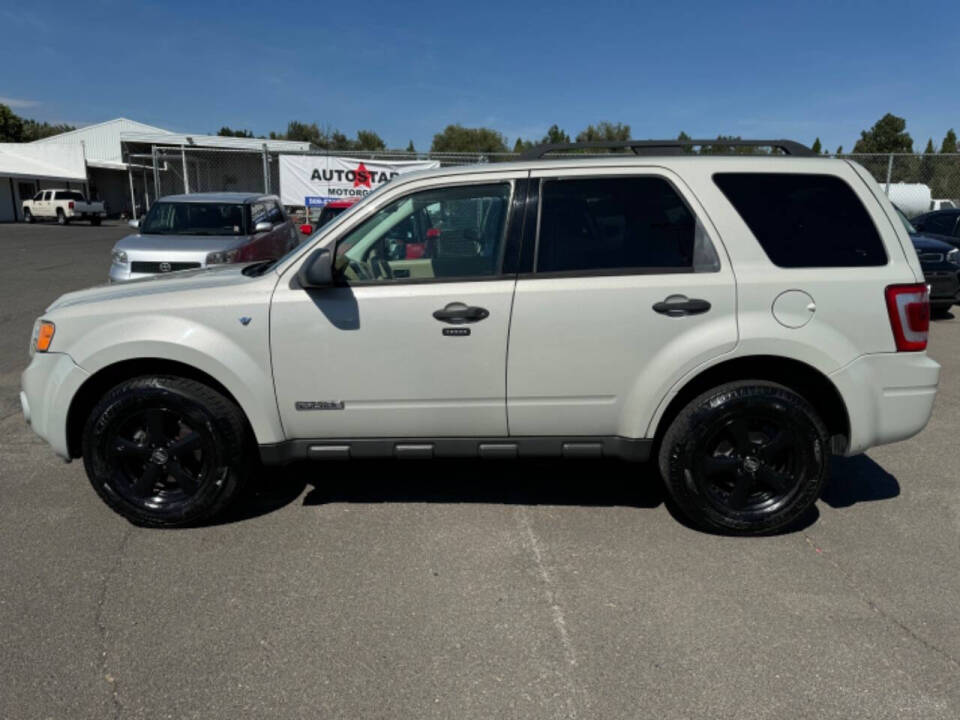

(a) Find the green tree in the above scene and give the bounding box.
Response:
[354,130,386,151]
[513,137,533,153]
[924,138,936,154]
[575,121,630,143]
[430,124,509,153]
[0,103,25,142]
[281,121,325,145]
[406,140,415,152]
[941,129,958,154]
[677,131,695,154]
[852,113,913,153]
[835,146,843,156]
[811,137,822,154]
[217,126,253,138]
[22,119,75,141]
[542,124,570,144]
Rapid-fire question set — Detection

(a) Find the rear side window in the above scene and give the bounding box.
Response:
[536,176,719,274]
[714,173,886,267]
[56,191,85,201]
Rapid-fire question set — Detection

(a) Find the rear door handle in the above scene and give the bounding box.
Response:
[652,295,711,317]
[433,302,490,324]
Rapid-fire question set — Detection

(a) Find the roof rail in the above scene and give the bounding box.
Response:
[519,139,815,160]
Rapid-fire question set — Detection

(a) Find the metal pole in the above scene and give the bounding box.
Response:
[262,144,270,194]
[128,166,137,220]
[143,168,150,211]
[885,153,894,194]
[181,145,190,194]
[152,146,160,197]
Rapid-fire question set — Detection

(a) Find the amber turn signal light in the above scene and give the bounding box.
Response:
[36,322,55,352]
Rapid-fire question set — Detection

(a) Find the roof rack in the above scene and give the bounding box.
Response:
[519,139,815,160]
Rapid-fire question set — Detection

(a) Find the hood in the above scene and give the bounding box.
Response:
[46,262,266,312]
[910,232,958,253]
[114,232,249,254]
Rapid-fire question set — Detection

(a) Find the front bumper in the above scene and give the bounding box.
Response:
[20,352,90,460]
[923,269,960,305]
[830,352,940,455]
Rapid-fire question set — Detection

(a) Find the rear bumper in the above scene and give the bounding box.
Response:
[20,352,90,460]
[831,352,940,455]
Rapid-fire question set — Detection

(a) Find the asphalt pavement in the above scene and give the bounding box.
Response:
[1,221,959,719]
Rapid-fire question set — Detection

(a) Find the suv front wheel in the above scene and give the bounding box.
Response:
[658,381,828,535]
[82,376,249,527]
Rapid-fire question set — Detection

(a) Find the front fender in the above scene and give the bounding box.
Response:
[64,315,283,445]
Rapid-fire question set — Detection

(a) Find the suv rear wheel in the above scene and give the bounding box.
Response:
[658,381,828,535]
[82,376,248,527]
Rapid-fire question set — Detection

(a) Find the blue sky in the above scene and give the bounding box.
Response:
[1,0,957,152]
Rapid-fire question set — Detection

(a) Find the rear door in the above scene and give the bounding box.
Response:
[506,167,738,439]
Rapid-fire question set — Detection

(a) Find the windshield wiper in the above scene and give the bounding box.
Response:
[242,260,275,277]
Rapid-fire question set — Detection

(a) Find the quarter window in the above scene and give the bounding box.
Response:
[714,173,887,267]
[336,183,511,282]
[536,177,719,274]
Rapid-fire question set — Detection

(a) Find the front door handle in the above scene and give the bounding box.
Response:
[433,302,490,324]
[652,295,711,317]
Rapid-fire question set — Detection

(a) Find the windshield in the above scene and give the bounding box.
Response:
[894,206,917,234]
[141,202,246,236]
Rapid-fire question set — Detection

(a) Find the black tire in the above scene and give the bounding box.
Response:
[82,376,249,527]
[23,208,33,223]
[91,216,101,226]
[658,381,828,535]
[57,208,68,225]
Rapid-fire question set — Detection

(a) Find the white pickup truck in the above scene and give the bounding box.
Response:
[22,189,105,225]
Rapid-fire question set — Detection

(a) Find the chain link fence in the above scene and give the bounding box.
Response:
[126,145,960,220]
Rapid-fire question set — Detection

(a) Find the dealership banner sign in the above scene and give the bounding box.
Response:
[279,155,440,207]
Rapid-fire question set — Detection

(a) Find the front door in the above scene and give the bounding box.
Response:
[271,176,522,439]
[506,168,738,439]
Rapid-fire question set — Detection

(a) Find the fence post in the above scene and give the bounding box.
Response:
[262,144,270,194]
[127,166,137,220]
[181,145,190,194]
[885,153,894,193]
[152,146,160,198]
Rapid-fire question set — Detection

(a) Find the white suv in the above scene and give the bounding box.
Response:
[20,140,940,534]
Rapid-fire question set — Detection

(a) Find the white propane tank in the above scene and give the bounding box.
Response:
[879,183,933,217]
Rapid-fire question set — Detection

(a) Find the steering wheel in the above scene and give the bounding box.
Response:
[347,259,372,280]
[371,257,394,280]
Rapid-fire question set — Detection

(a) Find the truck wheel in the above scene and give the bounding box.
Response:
[23,209,33,223]
[82,376,249,527]
[57,209,68,225]
[91,216,101,226]
[658,381,828,535]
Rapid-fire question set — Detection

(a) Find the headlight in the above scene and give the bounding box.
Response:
[205,248,240,265]
[111,249,128,265]
[947,248,959,265]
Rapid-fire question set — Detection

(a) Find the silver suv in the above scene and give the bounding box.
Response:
[21,140,940,534]
[109,192,298,282]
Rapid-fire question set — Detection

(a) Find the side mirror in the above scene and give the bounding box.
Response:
[254,220,273,233]
[128,219,141,229]
[299,223,314,235]
[297,248,334,289]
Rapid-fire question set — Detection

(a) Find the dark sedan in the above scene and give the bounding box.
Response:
[896,206,960,312]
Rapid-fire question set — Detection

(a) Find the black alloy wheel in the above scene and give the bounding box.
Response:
[659,381,828,535]
[83,376,248,527]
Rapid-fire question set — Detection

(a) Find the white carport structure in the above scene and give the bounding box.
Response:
[31,118,174,219]
[0,143,87,222]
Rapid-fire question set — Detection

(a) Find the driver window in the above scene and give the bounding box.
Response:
[335,183,511,282]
